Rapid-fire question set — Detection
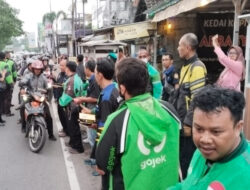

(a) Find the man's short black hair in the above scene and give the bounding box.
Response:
[0,52,5,60]
[96,58,114,80]
[192,85,245,125]
[66,61,77,72]
[77,54,84,62]
[85,60,96,72]
[116,58,149,97]
[162,53,173,60]
[119,48,123,53]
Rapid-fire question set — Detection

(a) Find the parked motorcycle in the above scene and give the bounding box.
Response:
[19,89,47,153]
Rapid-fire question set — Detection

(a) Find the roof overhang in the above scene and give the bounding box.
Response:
[152,0,217,22]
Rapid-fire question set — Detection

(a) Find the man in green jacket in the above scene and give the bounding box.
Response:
[4,51,17,116]
[59,61,84,154]
[138,49,163,99]
[96,58,180,190]
[0,52,13,117]
[168,86,250,190]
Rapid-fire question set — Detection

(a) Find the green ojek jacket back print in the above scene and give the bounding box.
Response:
[99,93,180,190]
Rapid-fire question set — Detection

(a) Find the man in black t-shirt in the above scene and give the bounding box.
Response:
[74,60,101,146]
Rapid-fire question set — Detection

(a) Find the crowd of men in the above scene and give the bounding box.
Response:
[1,32,250,190]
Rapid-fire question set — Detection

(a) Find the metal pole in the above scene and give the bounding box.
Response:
[71,0,75,56]
[239,14,250,140]
[82,0,85,37]
[153,31,158,68]
[97,0,99,29]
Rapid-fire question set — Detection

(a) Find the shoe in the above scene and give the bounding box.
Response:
[6,113,14,117]
[84,159,96,166]
[0,120,6,123]
[92,171,100,176]
[68,147,84,154]
[0,123,5,127]
[49,135,57,141]
[64,141,71,147]
[58,131,67,137]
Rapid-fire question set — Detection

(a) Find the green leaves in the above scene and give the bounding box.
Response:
[42,12,57,25]
[0,0,24,50]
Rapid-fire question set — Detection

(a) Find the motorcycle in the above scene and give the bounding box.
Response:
[19,89,47,153]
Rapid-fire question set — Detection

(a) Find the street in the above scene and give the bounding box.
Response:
[0,85,101,190]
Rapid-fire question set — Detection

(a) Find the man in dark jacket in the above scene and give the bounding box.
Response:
[175,33,207,178]
[161,53,179,101]
[54,59,68,137]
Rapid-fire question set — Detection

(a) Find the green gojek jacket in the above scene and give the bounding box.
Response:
[96,93,180,190]
[6,59,17,82]
[0,61,13,84]
[59,74,83,107]
[168,135,250,190]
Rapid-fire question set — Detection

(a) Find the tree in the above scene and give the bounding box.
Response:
[0,0,24,50]
[232,0,248,45]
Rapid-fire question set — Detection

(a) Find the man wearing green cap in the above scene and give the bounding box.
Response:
[96,57,180,190]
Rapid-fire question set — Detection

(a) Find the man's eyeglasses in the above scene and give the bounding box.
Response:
[227,51,237,56]
[162,58,171,61]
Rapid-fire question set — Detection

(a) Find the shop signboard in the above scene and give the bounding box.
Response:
[197,13,247,84]
[114,22,156,41]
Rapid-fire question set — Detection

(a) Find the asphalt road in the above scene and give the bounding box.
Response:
[0,85,101,190]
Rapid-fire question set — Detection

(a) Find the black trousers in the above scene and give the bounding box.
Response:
[0,91,5,115]
[67,106,84,152]
[57,104,69,135]
[180,136,196,179]
[44,103,54,137]
[3,85,13,114]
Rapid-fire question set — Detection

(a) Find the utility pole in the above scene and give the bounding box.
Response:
[96,0,99,29]
[71,0,75,56]
[82,0,85,37]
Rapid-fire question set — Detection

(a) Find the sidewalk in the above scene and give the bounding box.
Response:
[51,100,101,190]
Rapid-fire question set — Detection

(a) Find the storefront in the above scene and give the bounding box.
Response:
[114,21,157,66]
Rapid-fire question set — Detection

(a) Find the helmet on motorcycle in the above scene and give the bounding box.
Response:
[32,60,44,70]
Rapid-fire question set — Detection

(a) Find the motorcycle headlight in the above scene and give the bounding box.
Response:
[23,95,28,102]
[40,96,45,102]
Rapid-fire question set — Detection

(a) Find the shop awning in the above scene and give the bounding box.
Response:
[151,0,217,22]
[79,40,127,47]
[114,21,157,41]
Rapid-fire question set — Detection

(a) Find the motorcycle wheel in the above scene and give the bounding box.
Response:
[28,122,46,153]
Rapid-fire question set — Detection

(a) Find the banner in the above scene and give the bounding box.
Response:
[197,13,247,84]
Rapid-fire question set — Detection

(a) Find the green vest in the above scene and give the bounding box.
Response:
[6,59,17,80]
[0,61,13,84]
[59,74,83,107]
